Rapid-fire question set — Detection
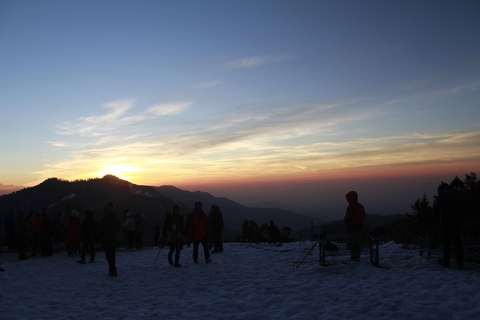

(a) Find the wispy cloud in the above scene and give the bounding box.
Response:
[55,100,190,138]
[401,79,434,91]
[189,81,222,90]
[144,102,190,117]
[39,93,480,186]
[224,54,292,69]
[387,79,480,108]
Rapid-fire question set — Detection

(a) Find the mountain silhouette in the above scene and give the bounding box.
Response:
[156,185,325,240]
[0,175,323,245]
[0,183,23,196]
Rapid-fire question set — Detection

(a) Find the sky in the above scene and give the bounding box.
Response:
[1,1,479,212]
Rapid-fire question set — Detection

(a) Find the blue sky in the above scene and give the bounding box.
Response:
[1,0,479,210]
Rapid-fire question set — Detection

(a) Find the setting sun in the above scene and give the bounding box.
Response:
[95,163,142,182]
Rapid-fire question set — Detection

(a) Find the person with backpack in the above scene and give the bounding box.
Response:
[186,202,212,264]
[344,191,366,262]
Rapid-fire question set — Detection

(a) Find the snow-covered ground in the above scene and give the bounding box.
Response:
[1,241,479,319]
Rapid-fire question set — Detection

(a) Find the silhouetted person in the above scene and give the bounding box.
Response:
[134,213,144,249]
[241,219,249,242]
[67,211,83,256]
[78,210,98,264]
[62,205,73,255]
[122,211,135,249]
[53,211,63,245]
[39,208,54,257]
[163,205,185,267]
[16,211,29,260]
[5,209,17,250]
[209,205,224,253]
[98,202,121,276]
[268,220,280,244]
[186,202,212,264]
[437,184,464,269]
[344,191,366,262]
[29,211,42,257]
[249,220,259,243]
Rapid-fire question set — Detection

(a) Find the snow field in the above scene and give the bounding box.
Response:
[1,241,479,319]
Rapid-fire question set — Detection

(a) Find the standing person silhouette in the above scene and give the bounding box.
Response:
[78,210,98,264]
[16,211,29,261]
[186,202,212,264]
[344,191,366,262]
[98,202,121,277]
[437,184,464,270]
[209,205,224,253]
[163,205,185,267]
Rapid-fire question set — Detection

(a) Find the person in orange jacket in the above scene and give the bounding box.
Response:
[186,202,212,264]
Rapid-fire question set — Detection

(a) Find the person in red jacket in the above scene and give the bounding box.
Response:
[67,211,83,256]
[186,202,212,264]
[344,191,366,262]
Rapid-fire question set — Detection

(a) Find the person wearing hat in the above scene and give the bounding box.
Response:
[98,202,121,276]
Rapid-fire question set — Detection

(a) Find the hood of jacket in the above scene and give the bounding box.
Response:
[345,191,358,204]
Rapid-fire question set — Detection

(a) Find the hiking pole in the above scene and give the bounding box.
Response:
[154,246,162,263]
[296,236,321,268]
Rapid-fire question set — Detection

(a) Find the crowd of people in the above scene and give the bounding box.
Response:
[162,202,224,267]
[0,202,123,276]
[0,201,225,274]
[121,210,146,250]
[0,188,466,273]
[240,219,281,244]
